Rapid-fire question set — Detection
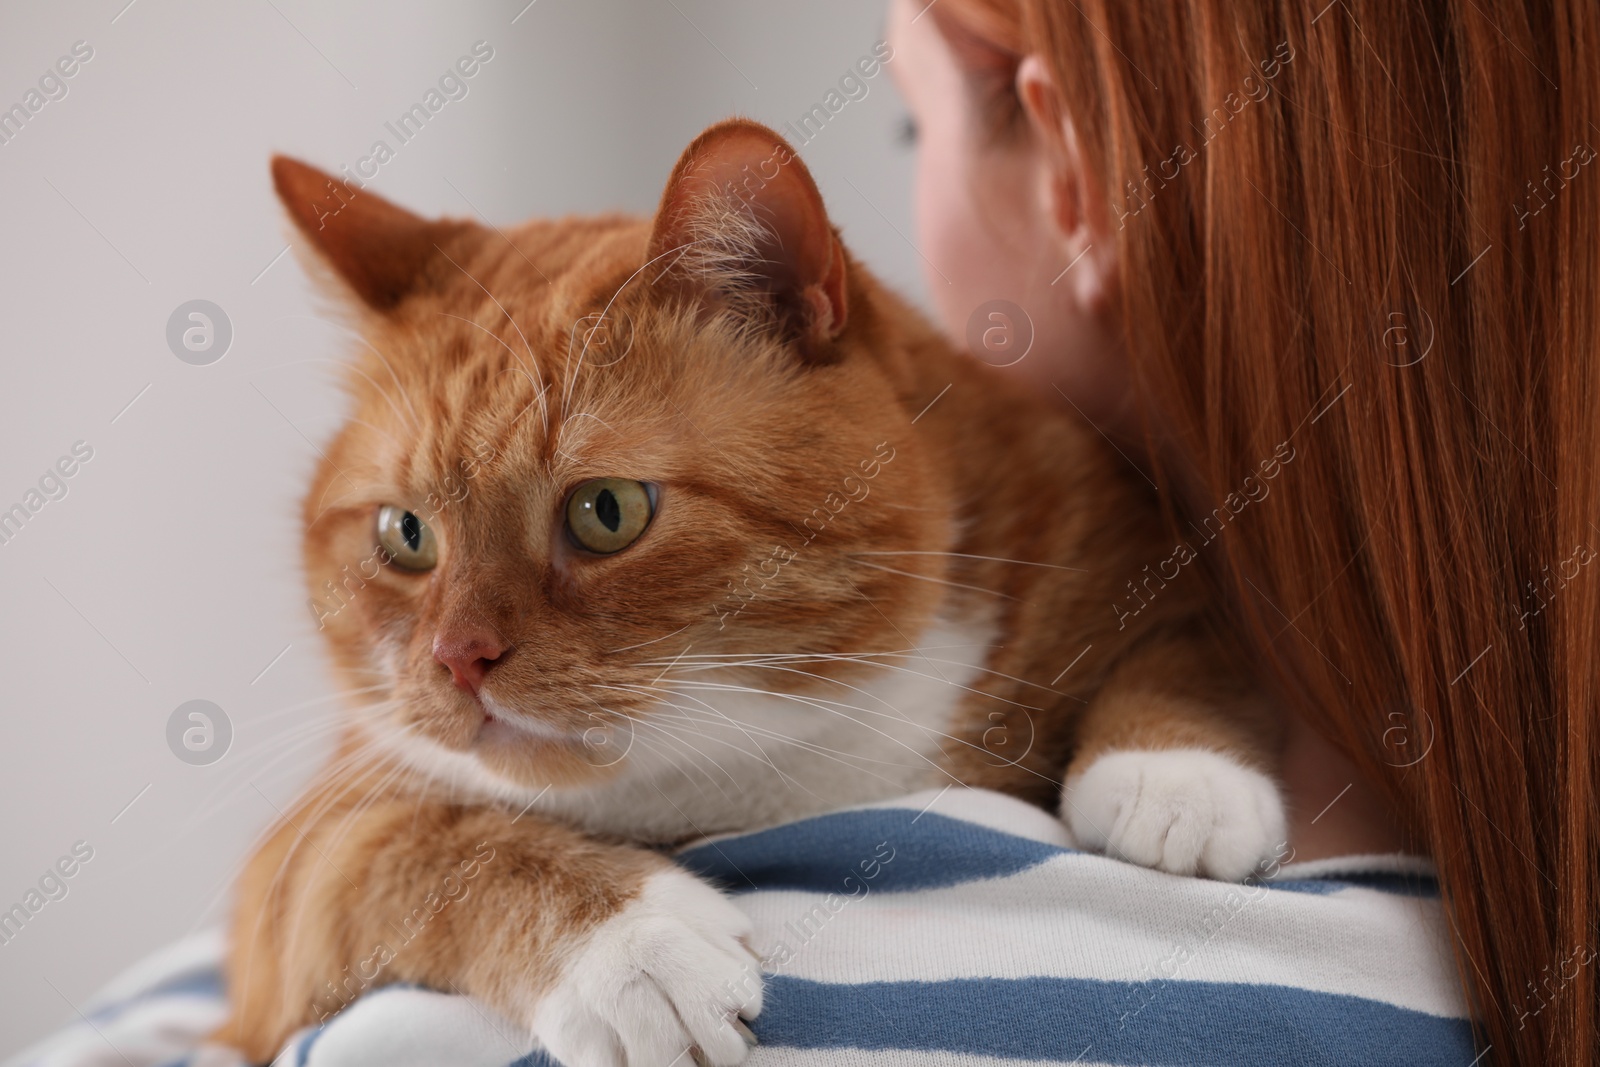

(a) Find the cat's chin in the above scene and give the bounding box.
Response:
[466,713,630,795]
[475,705,586,750]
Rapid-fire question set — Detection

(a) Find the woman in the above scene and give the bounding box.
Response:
[14,4,1590,1065]
[890,0,1598,1063]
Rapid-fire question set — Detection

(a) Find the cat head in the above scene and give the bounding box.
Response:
[275,120,959,799]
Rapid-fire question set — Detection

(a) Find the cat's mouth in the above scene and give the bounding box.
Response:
[474,695,587,749]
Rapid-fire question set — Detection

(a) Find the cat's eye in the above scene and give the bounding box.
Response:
[565,479,656,555]
[376,505,439,571]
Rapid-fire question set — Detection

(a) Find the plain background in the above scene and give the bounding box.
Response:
[0,0,923,1054]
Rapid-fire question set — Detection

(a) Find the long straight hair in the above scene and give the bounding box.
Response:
[940,1,1600,1062]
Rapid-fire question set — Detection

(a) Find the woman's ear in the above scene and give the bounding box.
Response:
[1016,55,1118,316]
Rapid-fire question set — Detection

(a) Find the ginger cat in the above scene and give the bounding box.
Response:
[218,119,1284,1066]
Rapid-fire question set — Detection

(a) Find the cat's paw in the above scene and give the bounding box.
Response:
[528,868,762,1067]
[1062,748,1286,881]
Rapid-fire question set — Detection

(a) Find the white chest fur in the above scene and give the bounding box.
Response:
[525,615,997,841]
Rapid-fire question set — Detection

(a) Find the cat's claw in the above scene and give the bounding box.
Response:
[527,868,762,1067]
[1063,748,1288,881]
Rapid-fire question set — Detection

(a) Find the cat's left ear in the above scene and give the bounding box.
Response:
[646,119,849,363]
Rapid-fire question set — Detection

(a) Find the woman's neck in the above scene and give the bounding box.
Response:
[1281,708,1410,862]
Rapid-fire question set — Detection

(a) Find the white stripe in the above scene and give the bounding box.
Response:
[5,995,234,1067]
[749,1050,1117,1067]
[81,928,226,1012]
[291,987,533,1067]
[741,851,1465,1019]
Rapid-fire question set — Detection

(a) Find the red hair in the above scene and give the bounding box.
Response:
[938,1,1600,1062]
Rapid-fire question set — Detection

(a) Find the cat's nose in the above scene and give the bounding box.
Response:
[432,627,510,695]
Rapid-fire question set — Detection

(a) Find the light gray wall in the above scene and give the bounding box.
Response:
[0,0,919,1054]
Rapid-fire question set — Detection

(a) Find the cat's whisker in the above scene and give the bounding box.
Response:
[172,711,369,841]
[604,624,692,656]
[549,410,613,464]
[605,681,851,796]
[620,685,920,779]
[259,739,425,985]
[632,645,957,662]
[594,684,787,781]
[434,311,551,437]
[561,239,697,416]
[647,678,968,789]
[846,558,1019,600]
[667,656,1047,715]
[578,702,735,801]
[643,713,818,799]
[319,756,423,862]
[430,251,552,435]
[865,651,1086,699]
[850,549,1091,573]
[504,379,553,434]
[604,690,827,796]
[656,650,1080,700]
[200,718,356,802]
[237,684,392,727]
[270,725,417,846]
[689,709,961,795]
[661,677,1063,791]
[609,709,740,799]
[341,332,424,433]
[190,723,415,956]
[239,328,421,434]
[629,641,1005,670]
[340,416,407,454]
[273,739,425,979]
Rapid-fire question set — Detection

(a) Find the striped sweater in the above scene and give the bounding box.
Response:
[7,787,1478,1067]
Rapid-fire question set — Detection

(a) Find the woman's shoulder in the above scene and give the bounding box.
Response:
[10,787,1478,1067]
[678,786,1476,1067]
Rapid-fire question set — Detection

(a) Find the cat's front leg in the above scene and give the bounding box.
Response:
[1061,624,1288,881]
[218,779,760,1067]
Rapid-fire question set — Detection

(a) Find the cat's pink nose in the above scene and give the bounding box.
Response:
[433,628,509,695]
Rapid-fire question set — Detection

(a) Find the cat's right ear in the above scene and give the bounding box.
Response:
[271,156,477,312]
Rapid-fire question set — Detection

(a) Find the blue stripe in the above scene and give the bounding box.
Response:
[752,975,1476,1066]
[86,968,226,1024]
[1265,866,1439,897]
[676,809,1064,894]
[290,1021,323,1067]
[676,805,1439,898]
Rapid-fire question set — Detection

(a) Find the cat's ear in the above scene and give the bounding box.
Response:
[646,119,848,362]
[271,156,477,312]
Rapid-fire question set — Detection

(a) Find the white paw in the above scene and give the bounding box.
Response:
[528,868,762,1067]
[1063,748,1286,881]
